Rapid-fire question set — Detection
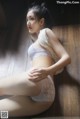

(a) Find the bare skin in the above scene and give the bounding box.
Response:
[0,9,71,117]
[28,28,71,82]
[0,50,55,117]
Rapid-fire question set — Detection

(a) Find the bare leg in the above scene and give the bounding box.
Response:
[0,95,52,117]
[0,72,41,96]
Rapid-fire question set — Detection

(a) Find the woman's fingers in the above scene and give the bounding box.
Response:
[28,72,41,77]
[27,67,49,82]
[30,68,39,72]
[28,73,47,82]
[29,77,41,82]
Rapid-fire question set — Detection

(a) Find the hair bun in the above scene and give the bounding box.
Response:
[41,2,46,8]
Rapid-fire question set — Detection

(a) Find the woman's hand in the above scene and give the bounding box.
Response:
[27,67,50,82]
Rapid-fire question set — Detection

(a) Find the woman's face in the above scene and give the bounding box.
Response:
[27,10,44,34]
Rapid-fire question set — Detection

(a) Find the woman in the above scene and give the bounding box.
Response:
[0,3,71,117]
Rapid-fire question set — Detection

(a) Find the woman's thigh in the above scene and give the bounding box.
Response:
[0,95,52,117]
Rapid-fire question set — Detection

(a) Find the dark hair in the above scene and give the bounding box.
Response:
[27,3,53,29]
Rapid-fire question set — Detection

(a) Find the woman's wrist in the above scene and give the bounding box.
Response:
[46,66,55,76]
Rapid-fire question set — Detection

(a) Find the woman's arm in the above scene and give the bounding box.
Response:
[45,28,71,75]
[28,28,71,82]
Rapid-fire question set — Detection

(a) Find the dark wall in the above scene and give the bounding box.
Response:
[0,0,80,26]
[0,0,80,53]
[26,0,80,26]
[0,0,28,53]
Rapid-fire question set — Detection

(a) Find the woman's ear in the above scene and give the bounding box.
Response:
[40,18,45,26]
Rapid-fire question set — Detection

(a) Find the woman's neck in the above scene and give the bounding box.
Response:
[30,33,38,42]
[30,27,45,42]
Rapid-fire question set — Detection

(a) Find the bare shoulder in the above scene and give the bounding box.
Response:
[45,28,56,39]
[45,28,58,43]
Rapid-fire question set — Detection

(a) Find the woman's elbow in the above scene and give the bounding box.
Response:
[66,54,71,64]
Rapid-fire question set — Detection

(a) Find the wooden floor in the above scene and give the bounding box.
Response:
[52,25,80,117]
[0,24,80,119]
